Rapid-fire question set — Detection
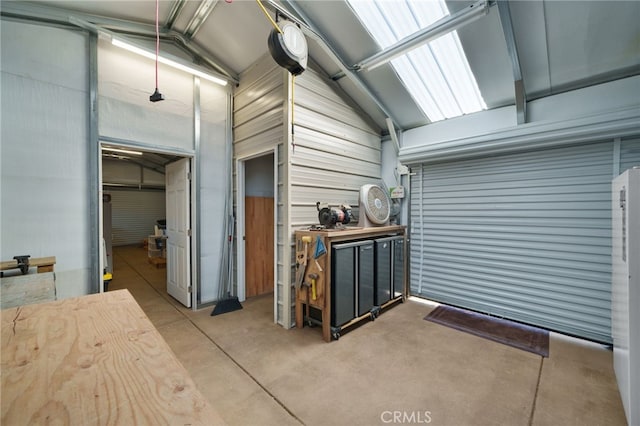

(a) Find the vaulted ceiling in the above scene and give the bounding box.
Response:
[4,0,639,132]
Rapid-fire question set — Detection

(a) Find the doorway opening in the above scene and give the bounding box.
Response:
[100,143,194,308]
[237,151,277,323]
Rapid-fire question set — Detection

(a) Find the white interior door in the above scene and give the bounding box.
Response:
[166,158,191,307]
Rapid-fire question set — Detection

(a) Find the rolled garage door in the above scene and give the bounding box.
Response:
[409,141,616,343]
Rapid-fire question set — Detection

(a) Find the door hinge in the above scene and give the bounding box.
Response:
[187,172,192,180]
[188,286,192,292]
[620,187,627,262]
[187,229,192,237]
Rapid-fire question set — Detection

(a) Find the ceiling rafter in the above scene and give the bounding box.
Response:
[496,0,527,124]
[184,0,219,39]
[165,0,186,30]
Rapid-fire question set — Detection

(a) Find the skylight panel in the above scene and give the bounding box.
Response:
[348,0,487,122]
[347,2,398,48]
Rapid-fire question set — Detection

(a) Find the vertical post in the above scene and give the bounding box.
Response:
[89,32,101,293]
[613,137,621,178]
[497,0,527,125]
[283,70,293,329]
[417,165,424,294]
[193,76,201,309]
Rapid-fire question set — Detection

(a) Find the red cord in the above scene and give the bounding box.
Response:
[155,0,159,89]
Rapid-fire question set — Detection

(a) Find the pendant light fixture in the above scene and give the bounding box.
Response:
[149,0,164,102]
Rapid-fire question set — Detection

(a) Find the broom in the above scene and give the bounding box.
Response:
[211,132,242,316]
[211,177,242,316]
[211,215,242,316]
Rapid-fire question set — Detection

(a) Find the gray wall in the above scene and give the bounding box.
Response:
[1,20,93,299]
[246,154,275,198]
[199,80,232,304]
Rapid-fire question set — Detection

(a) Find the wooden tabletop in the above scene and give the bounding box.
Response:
[1,289,225,425]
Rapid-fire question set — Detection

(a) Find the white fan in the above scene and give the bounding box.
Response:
[358,184,391,227]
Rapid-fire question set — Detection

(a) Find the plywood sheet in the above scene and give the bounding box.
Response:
[0,272,56,309]
[1,289,224,425]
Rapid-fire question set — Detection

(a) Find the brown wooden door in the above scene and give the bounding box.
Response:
[245,196,274,298]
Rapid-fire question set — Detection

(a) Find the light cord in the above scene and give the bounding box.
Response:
[155,0,160,89]
[291,75,296,153]
[256,0,282,33]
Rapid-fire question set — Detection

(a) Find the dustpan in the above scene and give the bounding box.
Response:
[314,236,326,258]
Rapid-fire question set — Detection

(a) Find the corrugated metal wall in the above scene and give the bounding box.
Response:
[102,159,165,187]
[233,55,287,324]
[290,68,382,326]
[409,138,640,343]
[107,190,166,246]
[233,56,382,327]
[234,58,284,159]
[292,68,382,227]
[620,136,640,173]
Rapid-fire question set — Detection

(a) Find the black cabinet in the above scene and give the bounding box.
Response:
[358,243,375,316]
[331,240,375,327]
[375,236,405,306]
[374,236,404,306]
[393,237,405,299]
[375,238,392,305]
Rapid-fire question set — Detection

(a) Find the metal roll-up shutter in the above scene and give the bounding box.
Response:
[109,190,166,246]
[409,141,614,343]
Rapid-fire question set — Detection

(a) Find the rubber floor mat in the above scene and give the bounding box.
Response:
[425,304,549,357]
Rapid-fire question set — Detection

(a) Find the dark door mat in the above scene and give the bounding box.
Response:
[424,305,549,357]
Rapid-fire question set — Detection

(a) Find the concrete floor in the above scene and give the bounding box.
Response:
[110,245,627,426]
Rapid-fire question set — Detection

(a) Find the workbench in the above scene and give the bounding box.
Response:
[295,225,406,342]
[1,289,224,425]
[0,256,56,275]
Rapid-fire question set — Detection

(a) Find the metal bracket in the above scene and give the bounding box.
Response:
[497,0,527,124]
[13,255,31,275]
